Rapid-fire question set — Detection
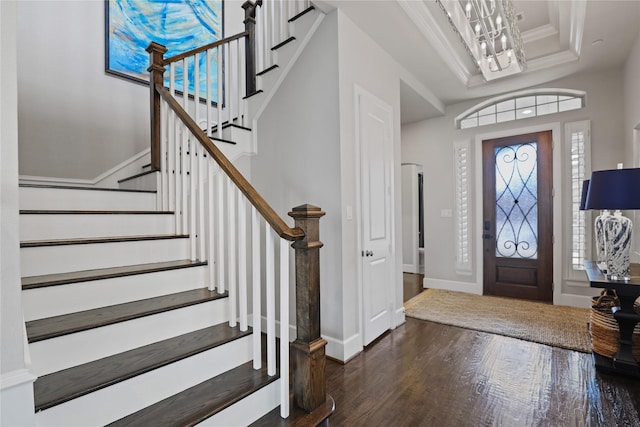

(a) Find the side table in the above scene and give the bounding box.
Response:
[585,260,640,378]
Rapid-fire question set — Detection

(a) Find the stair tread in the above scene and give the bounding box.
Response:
[107,361,278,427]
[21,234,188,248]
[34,323,251,411]
[289,5,315,22]
[26,288,227,343]
[20,209,173,215]
[19,183,156,194]
[272,36,296,51]
[118,169,157,184]
[22,259,207,290]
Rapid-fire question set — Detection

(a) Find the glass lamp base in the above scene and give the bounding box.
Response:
[603,212,632,280]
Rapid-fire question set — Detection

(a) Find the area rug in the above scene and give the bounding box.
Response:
[404,289,591,353]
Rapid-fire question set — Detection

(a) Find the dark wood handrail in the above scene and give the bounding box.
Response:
[156,86,305,242]
[163,31,250,66]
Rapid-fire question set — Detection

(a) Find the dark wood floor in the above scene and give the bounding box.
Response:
[324,318,640,426]
[256,273,640,426]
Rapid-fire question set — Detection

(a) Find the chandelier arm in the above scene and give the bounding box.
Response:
[470,0,502,71]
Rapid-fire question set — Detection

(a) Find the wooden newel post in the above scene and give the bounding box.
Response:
[242,0,261,96]
[146,42,167,171]
[288,204,327,413]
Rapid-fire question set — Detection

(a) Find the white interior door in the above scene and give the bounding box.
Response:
[357,88,394,346]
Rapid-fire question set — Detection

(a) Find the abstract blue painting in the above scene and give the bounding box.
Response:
[106,0,223,100]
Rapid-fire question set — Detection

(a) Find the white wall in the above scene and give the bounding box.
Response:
[251,12,344,355]
[335,9,406,358]
[17,0,246,181]
[1,1,36,424]
[623,29,640,164]
[402,67,625,303]
[251,9,413,361]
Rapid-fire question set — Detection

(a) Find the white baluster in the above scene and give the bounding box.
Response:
[180,123,188,237]
[217,46,223,139]
[266,224,276,376]
[207,161,216,291]
[228,41,235,124]
[198,145,206,261]
[227,180,237,327]
[182,58,189,111]
[216,173,226,293]
[279,236,290,418]
[160,100,169,212]
[194,53,201,126]
[206,49,212,137]
[169,64,178,229]
[189,135,197,260]
[252,206,262,369]
[238,193,248,332]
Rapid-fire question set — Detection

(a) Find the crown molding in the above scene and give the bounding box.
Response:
[396,0,473,85]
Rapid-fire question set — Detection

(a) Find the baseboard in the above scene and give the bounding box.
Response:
[403,264,417,274]
[19,149,151,189]
[422,277,482,295]
[323,333,362,363]
[555,293,593,309]
[1,369,36,426]
[394,306,406,328]
[19,175,94,187]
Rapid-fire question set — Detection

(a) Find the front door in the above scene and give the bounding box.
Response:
[482,131,553,301]
[357,88,394,346]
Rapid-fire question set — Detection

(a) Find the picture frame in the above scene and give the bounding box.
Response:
[105,0,224,96]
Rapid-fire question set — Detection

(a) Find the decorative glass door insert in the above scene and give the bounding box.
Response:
[494,142,538,259]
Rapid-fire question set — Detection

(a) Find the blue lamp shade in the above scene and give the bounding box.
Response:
[584,168,640,210]
[579,179,590,211]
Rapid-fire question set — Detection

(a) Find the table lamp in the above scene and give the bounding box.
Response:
[584,168,640,280]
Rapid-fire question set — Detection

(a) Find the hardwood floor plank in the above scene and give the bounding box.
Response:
[322,319,640,426]
[34,324,250,411]
[26,288,227,343]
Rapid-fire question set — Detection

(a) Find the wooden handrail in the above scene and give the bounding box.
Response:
[163,31,250,66]
[156,86,305,242]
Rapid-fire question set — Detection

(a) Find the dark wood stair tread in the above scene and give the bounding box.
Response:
[272,36,296,51]
[22,259,207,290]
[19,183,155,194]
[250,395,335,427]
[108,361,278,427]
[21,234,188,248]
[34,324,251,411]
[20,209,173,215]
[26,288,227,343]
[289,5,315,22]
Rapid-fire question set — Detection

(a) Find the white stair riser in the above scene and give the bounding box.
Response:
[118,172,158,191]
[218,127,253,161]
[21,238,190,277]
[35,335,253,427]
[20,213,175,241]
[23,265,208,321]
[196,380,280,426]
[20,187,156,211]
[29,298,229,376]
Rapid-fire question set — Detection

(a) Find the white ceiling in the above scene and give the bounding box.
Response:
[317,0,640,124]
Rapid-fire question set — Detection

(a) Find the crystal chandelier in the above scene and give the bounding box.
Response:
[437,0,526,81]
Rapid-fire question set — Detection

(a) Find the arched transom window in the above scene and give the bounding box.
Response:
[456,89,586,129]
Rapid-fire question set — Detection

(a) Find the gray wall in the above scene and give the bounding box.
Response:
[17,0,244,180]
[402,67,626,302]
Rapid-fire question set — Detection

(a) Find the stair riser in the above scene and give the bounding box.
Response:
[118,172,158,191]
[21,238,190,277]
[197,380,280,426]
[23,265,208,321]
[19,187,156,211]
[20,213,175,241]
[34,335,253,427]
[29,298,229,376]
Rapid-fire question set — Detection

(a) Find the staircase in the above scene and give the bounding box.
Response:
[18,2,333,425]
[20,184,278,426]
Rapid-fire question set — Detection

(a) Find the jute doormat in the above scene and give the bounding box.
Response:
[404,288,591,353]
